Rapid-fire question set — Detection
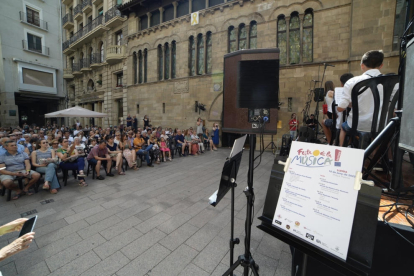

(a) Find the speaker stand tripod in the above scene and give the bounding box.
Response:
[223,134,259,276]
[263,135,277,154]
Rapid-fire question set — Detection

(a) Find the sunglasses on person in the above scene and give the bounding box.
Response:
[42,142,49,144]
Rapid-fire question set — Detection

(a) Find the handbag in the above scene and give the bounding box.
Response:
[322,104,328,114]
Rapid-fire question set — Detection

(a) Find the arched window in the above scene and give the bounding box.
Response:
[133,52,137,84]
[158,44,163,80]
[238,24,247,50]
[289,13,300,64]
[144,49,147,83]
[165,43,170,79]
[228,26,236,53]
[197,34,204,75]
[171,41,176,78]
[99,42,104,63]
[277,16,287,65]
[87,79,94,92]
[206,32,212,74]
[189,36,196,76]
[138,50,143,83]
[249,21,257,49]
[303,9,313,63]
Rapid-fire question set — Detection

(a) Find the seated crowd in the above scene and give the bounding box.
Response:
[0,119,220,200]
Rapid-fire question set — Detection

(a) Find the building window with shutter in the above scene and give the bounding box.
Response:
[277,16,287,65]
[171,41,176,78]
[158,44,163,81]
[133,52,137,84]
[197,34,204,75]
[228,26,236,53]
[165,43,170,79]
[26,7,40,27]
[27,33,42,53]
[138,50,143,84]
[238,24,247,50]
[144,49,147,83]
[289,13,300,64]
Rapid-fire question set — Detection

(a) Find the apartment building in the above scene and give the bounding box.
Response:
[0,0,65,127]
[61,0,126,127]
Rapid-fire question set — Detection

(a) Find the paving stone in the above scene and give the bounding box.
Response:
[185,223,222,252]
[46,233,106,272]
[64,205,106,224]
[135,212,172,234]
[33,218,68,239]
[193,236,229,273]
[121,228,167,260]
[34,209,76,228]
[100,215,142,241]
[257,234,285,261]
[78,215,123,239]
[48,250,101,276]
[80,251,130,276]
[0,261,17,276]
[210,262,230,276]
[178,263,210,276]
[156,212,192,234]
[159,223,199,251]
[93,228,142,260]
[18,261,51,276]
[148,244,198,276]
[182,201,209,217]
[15,232,82,273]
[134,203,169,222]
[71,198,106,213]
[35,220,89,248]
[116,243,171,276]
[164,200,194,216]
[85,206,123,225]
[187,208,220,228]
[115,202,151,220]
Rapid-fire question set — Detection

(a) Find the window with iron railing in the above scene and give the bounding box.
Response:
[27,33,42,53]
[26,7,39,27]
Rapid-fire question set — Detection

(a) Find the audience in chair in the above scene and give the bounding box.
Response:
[87,140,114,180]
[56,138,87,186]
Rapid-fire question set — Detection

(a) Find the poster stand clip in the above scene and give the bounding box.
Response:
[354,171,374,191]
[278,158,291,172]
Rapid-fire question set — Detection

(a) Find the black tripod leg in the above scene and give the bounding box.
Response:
[222,258,243,276]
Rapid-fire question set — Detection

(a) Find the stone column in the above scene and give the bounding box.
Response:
[147,12,151,28]
[195,35,200,74]
[83,12,87,27]
[137,17,141,31]
[172,1,178,18]
[189,0,192,13]
[285,16,290,65]
[159,7,164,24]
[92,3,97,18]
[245,24,250,49]
[205,0,209,9]
[299,14,304,64]
[169,44,173,79]
[103,0,108,14]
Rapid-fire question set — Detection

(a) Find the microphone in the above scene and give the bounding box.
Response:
[324,63,335,67]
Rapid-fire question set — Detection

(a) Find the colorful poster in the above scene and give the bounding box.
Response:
[272,141,364,260]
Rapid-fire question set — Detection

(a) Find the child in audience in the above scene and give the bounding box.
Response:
[159,137,172,161]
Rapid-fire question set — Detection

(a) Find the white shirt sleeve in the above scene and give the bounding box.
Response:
[337,80,353,109]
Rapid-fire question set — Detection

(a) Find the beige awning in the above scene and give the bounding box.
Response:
[44,106,108,118]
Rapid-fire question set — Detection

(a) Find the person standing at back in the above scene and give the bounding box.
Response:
[289,113,298,140]
[143,115,150,129]
[126,114,132,128]
[133,116,138,130]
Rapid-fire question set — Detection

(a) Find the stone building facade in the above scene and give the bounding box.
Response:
[118,0,405,147]
[62,0,407,146]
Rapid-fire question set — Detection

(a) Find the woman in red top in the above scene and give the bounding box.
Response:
[289,113,298,140]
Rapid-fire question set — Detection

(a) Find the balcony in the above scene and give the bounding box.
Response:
[72,63,82,76]
[22,40,49,56]
[106,45,126,64]
[68,15,108,49]
[62,0,73,5]
[62,40,75,54]
[90,53,105,68]
[82,0,92,14]
[63,68,74,79]
[92,0,103,5]
[80,58,91,71]
[74,4,82,21]
[105,6,126,29]
[62,13,74,30]
[20,11,48,31]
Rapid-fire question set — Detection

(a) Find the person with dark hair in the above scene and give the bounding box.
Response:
[324,81,335,120]
[306,114,317,130]
[289,113,299,140]
[321,73,354,144]
[87,140,113,180]
[337,50,398,146]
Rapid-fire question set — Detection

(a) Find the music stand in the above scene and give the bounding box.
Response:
[209,135,246,276]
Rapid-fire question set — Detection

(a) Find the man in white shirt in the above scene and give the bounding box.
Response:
[337,50,397,146]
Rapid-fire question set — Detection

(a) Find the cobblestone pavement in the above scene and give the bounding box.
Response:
[0,149,291,276]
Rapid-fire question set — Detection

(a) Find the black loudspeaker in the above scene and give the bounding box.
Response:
[238,59,279,109]
[314,88,325,102]
[223,49,279,134]
[298,126,315,142]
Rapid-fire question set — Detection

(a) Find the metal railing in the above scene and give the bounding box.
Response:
[62,13,73,26]
[81,58,90,69]
[20,11,48,30]
[105,6,122,22]
[62,40,70,51]
[90,53,104,64]
[22,40,49,56]
[82,0,92,10]
[72,63,80,72]
[70,15,103,45]
[74,4,82,16]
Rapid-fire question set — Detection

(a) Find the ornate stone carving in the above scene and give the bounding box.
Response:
[174,80,189,94]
